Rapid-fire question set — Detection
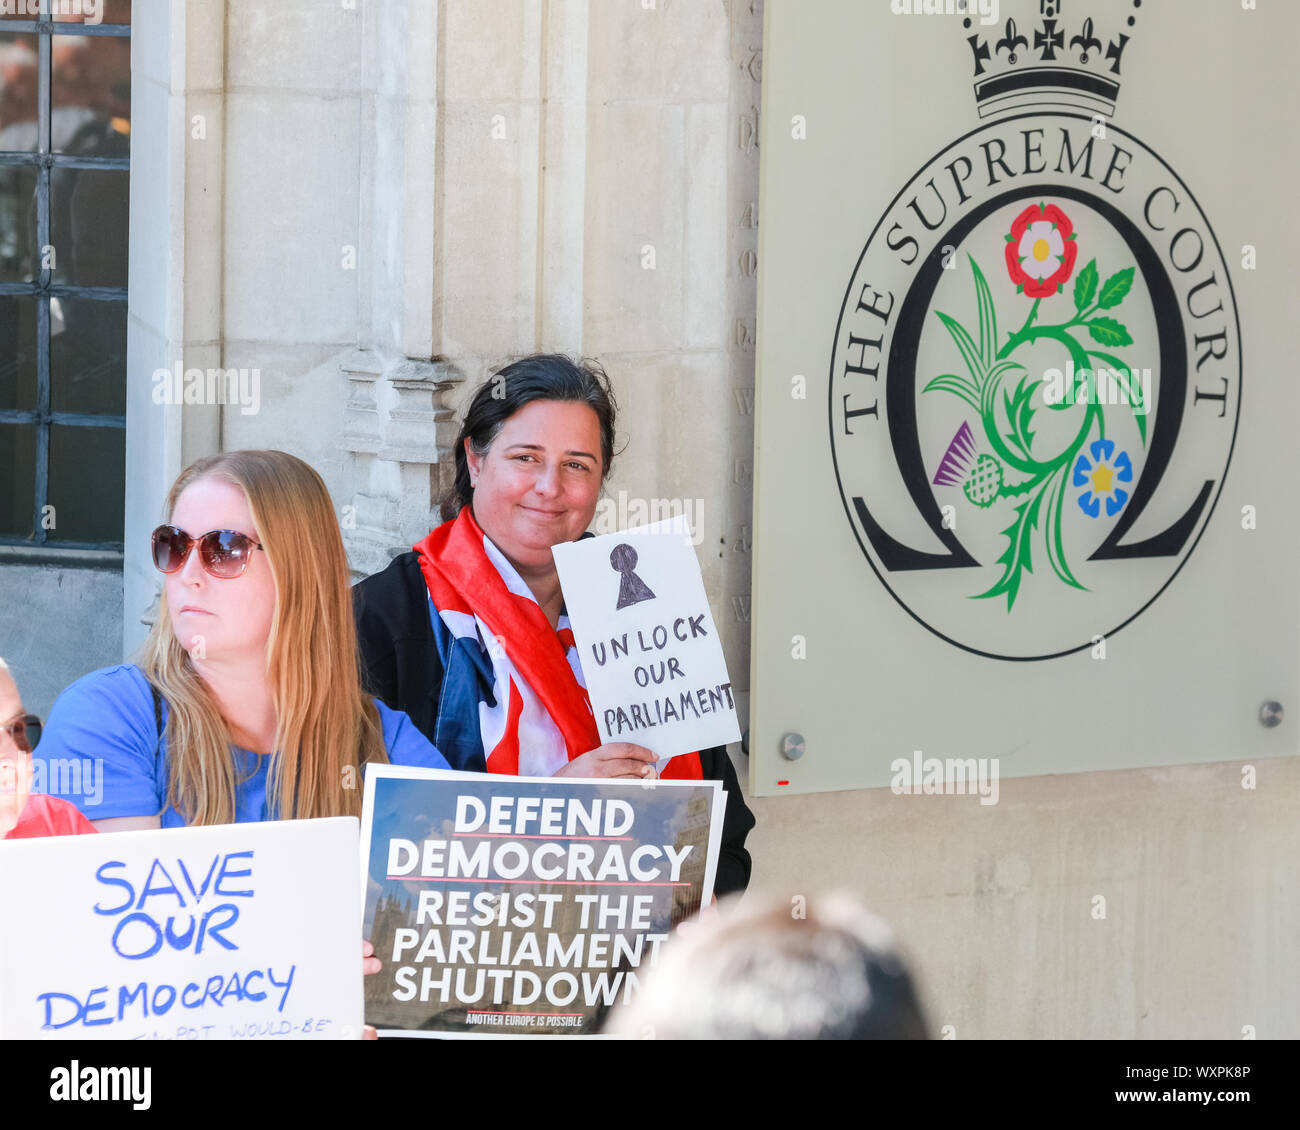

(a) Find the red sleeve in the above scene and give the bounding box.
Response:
[3,794,99,839]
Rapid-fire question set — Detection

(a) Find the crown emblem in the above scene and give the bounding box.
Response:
[966,0,1140,120]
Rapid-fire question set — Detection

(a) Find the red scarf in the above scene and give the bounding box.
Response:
[414,507,701,780]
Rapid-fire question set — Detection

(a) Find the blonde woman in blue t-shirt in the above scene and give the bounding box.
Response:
[36,449,447,830]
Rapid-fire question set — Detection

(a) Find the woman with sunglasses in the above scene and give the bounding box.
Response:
[33,450,449,830]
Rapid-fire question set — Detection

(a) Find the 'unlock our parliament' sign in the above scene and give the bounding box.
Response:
[553,517,741,762]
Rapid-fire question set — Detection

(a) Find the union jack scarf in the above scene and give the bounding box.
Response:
[413,506,702,780]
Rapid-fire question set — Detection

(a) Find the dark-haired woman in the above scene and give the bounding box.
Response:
[353,354,755,895]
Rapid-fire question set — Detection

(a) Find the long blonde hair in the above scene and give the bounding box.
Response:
[141,450,387,824]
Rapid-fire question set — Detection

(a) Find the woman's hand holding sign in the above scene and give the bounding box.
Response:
[554,742,659,780]
[361,938,380,1040]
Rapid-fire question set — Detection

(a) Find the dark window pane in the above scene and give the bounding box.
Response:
[52,31,130,156]
[0,296,38,411]
[50,295,124,414]
[54,1,132,26]
[0,164,37,282]
[0,34,37,149]
[50,166,127,288]
[47,422,123,543]
[0,422,36,539]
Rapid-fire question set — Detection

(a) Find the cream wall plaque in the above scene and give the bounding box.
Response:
[751,0,1299,795]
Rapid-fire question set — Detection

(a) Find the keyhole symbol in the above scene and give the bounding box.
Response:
[611,543,656,610]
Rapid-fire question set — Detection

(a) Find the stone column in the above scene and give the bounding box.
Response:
[339,354,463,581]
[123,0,227,656]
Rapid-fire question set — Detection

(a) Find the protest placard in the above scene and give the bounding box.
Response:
[0,818,362,1040]
[359,764,725,1037]
[552,516,742,763]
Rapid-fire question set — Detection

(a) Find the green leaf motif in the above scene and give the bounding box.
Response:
[1044,467,1086,590]
[1087,317,1133,347]
[974,487,1045,611]
[979,358,1029,421]
[928,259,1020,416]
[1003,376,1039,456]
[1074,258,1098,312]
[935,311,985,393]
[1016,384,1037,447]
[923,373,980,411]
[969,256,998,368]
[1096,266,1135,309]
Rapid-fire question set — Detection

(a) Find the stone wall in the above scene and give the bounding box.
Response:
[0,564,122,719]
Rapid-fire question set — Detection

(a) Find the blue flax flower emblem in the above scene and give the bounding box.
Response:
[1074,438,1133,518]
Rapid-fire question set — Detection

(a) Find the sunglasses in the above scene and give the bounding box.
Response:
[2,714,40,753]
[151,524,264,579]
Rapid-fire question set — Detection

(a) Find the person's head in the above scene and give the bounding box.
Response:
[0,660,33,820]
[608,892,930,1040]
[443,355,618,569]
[0,660,25,753]
[153,462,276,665]
[142,450,386,824]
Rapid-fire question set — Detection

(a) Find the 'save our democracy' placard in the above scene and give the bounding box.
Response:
[0,817,362,1040]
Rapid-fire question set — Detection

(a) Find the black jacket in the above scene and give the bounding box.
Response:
[353,551,756,895]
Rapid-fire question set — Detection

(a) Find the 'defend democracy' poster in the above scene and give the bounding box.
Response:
[359,765,724,1037]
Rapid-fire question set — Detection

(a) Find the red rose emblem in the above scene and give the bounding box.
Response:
[1004,202,1078,298]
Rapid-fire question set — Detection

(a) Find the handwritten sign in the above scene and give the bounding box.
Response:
[0,818,362,1040]
[360,765,725,1037]
[552,516,742,762]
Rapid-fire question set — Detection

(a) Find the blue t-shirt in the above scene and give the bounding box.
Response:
[33,664,448,826]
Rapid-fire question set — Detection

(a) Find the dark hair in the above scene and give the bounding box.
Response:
[441,354,618,521]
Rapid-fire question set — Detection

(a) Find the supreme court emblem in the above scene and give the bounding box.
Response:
[828,1,1240,661]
